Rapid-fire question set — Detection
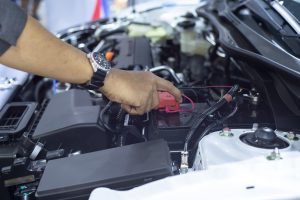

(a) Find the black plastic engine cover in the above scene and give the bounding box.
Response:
[36,139,172,200]
[32,89,109,153]
[108,36,153,69]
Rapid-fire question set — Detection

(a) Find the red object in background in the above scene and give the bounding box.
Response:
[158,92,180,112]
[92,0,102,20]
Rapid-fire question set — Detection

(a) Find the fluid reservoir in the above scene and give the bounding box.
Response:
[177,19,210,56]
[178,20,197,54]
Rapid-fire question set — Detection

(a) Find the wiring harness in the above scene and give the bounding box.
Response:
[180,85,239,173]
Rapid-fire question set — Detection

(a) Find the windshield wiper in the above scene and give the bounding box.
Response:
[231,0,300,36]
[268,0,300,34]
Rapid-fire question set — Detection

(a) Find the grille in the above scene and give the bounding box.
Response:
[28,100,49,136]
[0,106,27,131]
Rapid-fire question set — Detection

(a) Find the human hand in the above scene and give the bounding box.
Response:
[100,68,182,115]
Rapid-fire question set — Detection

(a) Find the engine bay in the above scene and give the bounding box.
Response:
[1,1,300,199]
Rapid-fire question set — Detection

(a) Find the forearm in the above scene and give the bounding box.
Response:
[0,16,93,84]
[0,11,182,115]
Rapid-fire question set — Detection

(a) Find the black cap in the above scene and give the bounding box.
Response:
[177,20,195,29]
[182,12,195,19]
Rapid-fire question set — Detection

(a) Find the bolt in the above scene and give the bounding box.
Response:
[285,132,299,141]
[252,123,258,131]
[266,147,282,160]
[180,151,189,174]
[252,96,259,105]
[220,127,233,137]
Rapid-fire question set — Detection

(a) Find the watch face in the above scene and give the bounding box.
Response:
[92,53,111,71]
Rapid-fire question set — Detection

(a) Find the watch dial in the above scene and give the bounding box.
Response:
[92,53,111,71]
[93,53,101,63]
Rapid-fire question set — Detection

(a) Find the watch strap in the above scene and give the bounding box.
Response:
[89,69,108,89]
[80,52,111,90]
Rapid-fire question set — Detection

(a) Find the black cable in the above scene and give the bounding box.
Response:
[116,126,145,147]
[183,85,239,152]
[98,28,126,40]
[192,102,239,151]
[99,101,117,133]
[183,99,227,151]
[34,79,51,102]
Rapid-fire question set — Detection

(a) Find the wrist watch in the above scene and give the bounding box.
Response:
[83,52,111,90]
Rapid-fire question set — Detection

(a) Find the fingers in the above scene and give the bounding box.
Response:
[106,70,181,116]
[155,76,182,103]
[152,90,160,109]
[121,104,133,114]
[121,104,145,115]
[121,92,159,115]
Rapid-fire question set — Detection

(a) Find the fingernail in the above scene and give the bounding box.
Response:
[179,97,183,103]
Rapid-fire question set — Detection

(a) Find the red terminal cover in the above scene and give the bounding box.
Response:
[158,91,180,111]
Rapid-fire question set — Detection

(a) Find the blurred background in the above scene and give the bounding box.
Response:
[12,0,199,33]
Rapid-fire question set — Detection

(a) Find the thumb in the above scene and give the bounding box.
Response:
[155,77,182,103]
